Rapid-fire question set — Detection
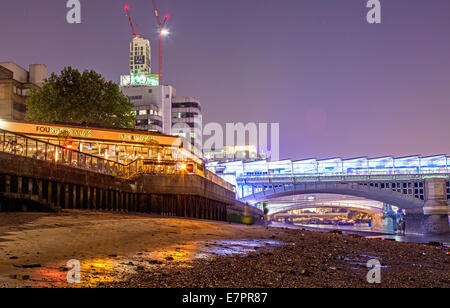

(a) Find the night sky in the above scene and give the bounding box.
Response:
[1,0,449,160]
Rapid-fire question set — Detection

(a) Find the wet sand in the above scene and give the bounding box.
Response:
[0,211,276,288]
[0,211,448,288]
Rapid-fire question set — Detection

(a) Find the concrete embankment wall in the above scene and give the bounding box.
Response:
[226,201,264,225]
[0,152,235,222]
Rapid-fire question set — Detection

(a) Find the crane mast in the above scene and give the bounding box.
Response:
[124,5,138,39]
[152,0,169,85]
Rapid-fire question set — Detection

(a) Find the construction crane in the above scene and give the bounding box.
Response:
[152,0,169,85]
[124,5,138,39]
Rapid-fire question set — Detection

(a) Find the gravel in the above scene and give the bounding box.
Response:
[102,228,450,288]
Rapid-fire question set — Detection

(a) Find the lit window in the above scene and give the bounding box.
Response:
[139,110,148,116]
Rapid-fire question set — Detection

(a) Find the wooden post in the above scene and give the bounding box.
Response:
[5,175,11,193]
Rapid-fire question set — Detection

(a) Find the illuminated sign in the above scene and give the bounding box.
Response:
[119,134,157,143]
[0,120,183,148]
[120,74,159,87]
[35,126,93,137]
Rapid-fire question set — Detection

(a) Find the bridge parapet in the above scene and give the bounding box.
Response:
[238,174,450,185]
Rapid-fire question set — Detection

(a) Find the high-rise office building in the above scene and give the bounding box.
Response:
[129,36,151,75]
[120,36,203,153]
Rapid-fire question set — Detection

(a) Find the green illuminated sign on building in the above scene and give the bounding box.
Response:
[120,74,159,86]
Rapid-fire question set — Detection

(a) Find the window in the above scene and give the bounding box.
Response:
[172,112,199,119]
[139,110,148,116]
[148,120,162,127]
[13,102,26,113]
[136,119,148,126]
[128,95,143,101]
[172,102,201,111]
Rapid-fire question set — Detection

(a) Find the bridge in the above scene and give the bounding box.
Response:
[207,158,450,234]
[266,198,385,216]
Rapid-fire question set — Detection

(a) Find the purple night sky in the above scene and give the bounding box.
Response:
[1,0,449,160]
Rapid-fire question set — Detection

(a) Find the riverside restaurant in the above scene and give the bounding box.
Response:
[0,119,204,168]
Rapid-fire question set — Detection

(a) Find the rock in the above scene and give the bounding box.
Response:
[299,269,311,276]
[329,230,343,235]
[428,242,443,247]
[10,274,30,280]
[108,254,118,258]
[165,257,174,261]
[9,256,19,260]
[20,264,42,269]
[148,260,163,265]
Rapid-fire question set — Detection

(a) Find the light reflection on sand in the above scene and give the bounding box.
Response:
[12,239,282,287]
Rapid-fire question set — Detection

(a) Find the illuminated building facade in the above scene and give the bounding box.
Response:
[205,145,267,163]
[129,36,151,75]
[207,156,450,198]
[120,36,203,152]
[120,84,175,135]
[0,62,46,121]
[0,119,202,167]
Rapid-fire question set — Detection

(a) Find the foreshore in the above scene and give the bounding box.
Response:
[0,211,448,288]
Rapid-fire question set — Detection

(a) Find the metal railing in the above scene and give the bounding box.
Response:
[0,128,125,176]
[0,128,235,192]
[237,173,450,184]
[206,170,236,192]
[126,158,235,192]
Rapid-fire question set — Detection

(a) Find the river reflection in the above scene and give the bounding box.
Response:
[271,222,450,247]
[196,239,282,259]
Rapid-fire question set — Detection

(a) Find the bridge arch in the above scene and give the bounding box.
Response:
[240,182,425,210]
[268,202,384,216]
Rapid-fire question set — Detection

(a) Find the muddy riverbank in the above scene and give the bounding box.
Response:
[0,211,448,288]
[104,229,449,288]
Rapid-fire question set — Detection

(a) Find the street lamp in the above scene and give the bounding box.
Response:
[160,28,170,36]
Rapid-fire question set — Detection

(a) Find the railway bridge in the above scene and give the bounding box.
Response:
[208,158,450,234]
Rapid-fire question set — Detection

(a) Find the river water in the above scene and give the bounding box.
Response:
[270,222,450,248]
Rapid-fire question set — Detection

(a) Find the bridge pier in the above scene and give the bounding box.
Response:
[405,208,424,234]
[422,178,450,234]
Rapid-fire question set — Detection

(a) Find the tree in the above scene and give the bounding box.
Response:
[26,67,135,128]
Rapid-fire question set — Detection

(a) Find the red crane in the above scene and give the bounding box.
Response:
[152,0,169,85]
[124,5,138,39]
